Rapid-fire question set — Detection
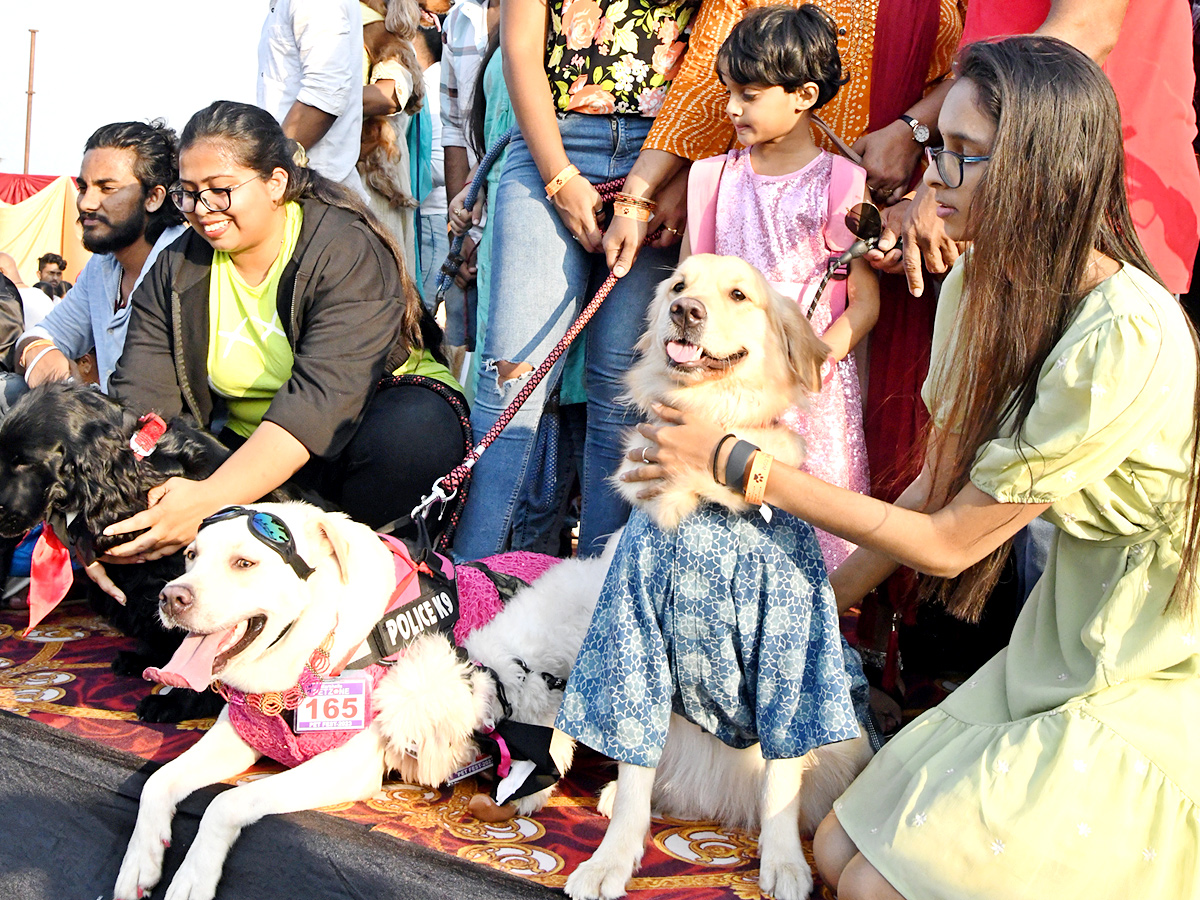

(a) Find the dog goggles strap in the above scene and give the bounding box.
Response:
[198,507,315,581]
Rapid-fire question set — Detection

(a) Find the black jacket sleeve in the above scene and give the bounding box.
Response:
[0,275,26,371]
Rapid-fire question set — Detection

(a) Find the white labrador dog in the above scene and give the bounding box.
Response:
[567,255,873,900]
[114,502,455,900]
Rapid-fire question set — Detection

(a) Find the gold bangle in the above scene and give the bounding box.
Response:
[613,201,651,222]
[613,191,656,210]
[545,164,580,199]
[743,451,774,506]
[20,339,54,368]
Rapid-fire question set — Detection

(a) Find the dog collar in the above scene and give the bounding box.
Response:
[128,413,168,459]
[215,626,335,716]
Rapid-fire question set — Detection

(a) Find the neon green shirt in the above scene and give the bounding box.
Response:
[207,202,302,438]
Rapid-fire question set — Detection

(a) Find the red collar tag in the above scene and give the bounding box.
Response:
[129,413,168,459]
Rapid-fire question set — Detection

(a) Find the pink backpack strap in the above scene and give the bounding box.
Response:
[823,154,868,254]
[686,154,729,255]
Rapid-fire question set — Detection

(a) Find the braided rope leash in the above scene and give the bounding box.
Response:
[415,163,662,525]
[435,128,516,303]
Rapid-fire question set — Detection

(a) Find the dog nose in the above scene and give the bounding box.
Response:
[160,583,195,617]
[669,296,707,328]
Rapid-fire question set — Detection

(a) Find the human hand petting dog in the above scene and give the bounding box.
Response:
[621,402,728,498]
[103,477,221,562]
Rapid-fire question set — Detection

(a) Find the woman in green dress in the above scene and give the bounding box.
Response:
[621,36,1200,899]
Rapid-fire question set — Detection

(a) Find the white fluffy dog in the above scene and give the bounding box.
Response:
[372,539,617,820]
[614,253,829,529]
[113,502,510,900]
[566,255,874,900]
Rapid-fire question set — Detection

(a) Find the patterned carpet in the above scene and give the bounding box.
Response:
[0,601,837,900]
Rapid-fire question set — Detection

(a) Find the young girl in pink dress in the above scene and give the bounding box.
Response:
[684,4,880,570]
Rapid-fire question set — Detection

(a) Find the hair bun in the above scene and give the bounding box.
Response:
[291,141,309,168]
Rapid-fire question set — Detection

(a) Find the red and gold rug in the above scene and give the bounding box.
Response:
[0,602,839,899]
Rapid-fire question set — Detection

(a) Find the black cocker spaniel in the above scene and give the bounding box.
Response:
[0,383,295,723]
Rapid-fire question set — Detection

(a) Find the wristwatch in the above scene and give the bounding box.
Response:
[899,114,930,145]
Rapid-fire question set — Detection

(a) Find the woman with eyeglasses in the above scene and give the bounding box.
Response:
[99,100,467,566]
[624,36,1200,898]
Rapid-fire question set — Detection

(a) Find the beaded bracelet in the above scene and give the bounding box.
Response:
[545,163,580,199]
[613,201,651,222]
[743,452,774,506]
[711,433,737,484]
[725,440,759,493]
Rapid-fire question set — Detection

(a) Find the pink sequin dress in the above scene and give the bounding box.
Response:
[714,147,870,570]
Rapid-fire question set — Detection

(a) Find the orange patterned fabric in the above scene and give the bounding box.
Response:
[645,0,964,160]
[0,604,836,897]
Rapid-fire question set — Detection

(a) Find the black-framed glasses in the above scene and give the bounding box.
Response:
[168,176,259,213]
[198,506,315,581]
[925,146,990,189]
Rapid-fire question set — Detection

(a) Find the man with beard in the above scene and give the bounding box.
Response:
[15,121,186,393]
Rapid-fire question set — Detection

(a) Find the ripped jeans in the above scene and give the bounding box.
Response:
[452,113,675,560]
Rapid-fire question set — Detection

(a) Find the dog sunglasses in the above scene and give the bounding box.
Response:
[198,506,315,581]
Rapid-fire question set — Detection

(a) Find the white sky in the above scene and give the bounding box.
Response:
[0,1,264,177]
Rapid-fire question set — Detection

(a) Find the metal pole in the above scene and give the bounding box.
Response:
[24,29,37,175]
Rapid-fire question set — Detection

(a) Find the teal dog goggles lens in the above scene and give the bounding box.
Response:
[198,506,315,581]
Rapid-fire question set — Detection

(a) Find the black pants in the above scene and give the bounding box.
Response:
[223,380,469,539]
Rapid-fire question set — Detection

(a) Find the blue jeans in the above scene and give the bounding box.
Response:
[0,372,28,416]
[419,212,475,347]
[417,212,448,312]
[453,113,675,559]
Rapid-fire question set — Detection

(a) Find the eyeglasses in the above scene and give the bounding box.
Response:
[168,176,260,213]
[925,146,991,189]
[198,506,315,581]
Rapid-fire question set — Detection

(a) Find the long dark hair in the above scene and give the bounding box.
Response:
[922,36,1200,620]
[179,100,435,358]
[468,33,502,162]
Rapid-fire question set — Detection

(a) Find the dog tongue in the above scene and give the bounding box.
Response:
[667,341,702,364]
[143,628,236,692]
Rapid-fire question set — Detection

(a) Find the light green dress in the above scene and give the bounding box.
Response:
[836,259,1200,898]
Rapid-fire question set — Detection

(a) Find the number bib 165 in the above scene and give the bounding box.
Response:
[293,672,370,733]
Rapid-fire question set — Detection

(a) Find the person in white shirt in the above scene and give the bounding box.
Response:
[258,0,366,194]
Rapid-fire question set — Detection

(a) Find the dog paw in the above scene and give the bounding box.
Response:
[162,853,221,900]
[758,858,813,900]
[113,828,169,900]
[596,780,617,818]
[565,854,635,900]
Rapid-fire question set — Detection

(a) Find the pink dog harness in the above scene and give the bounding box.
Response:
[223,544,562,768]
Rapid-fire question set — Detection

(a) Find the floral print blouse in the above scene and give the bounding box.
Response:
[547,0,698,116]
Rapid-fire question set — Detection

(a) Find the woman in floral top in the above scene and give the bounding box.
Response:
[453,0,698,560]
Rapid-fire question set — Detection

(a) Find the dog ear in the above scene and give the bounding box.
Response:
[776,286,831,394]
[311,512,356,585]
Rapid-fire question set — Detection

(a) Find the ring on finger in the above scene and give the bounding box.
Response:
[641,447,651,464]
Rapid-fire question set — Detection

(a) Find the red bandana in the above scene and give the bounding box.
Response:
[26,525,73,634]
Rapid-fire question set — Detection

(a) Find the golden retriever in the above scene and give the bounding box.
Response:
[568,255,872,900]
[614,253,829,529]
